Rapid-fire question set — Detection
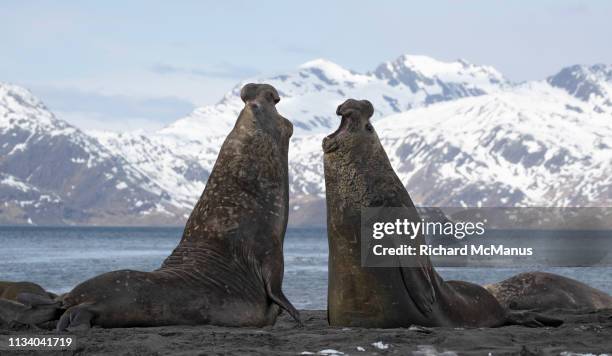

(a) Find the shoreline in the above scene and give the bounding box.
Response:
[2,309,611,355]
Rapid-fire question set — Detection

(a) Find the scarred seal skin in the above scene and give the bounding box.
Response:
[486,271,612,311]
[0,281,61,326]
[57,83,300,330]
[323,99,562,328]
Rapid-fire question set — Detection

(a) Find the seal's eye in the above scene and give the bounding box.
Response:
[266,91,279,104]
[365,123,373,132]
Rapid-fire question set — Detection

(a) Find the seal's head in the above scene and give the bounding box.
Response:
[239,83,293,141]
[322,99,376,155]
[322,99,397,207]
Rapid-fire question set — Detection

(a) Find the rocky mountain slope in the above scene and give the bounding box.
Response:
[1,55,610,226]
[0,83,183,225]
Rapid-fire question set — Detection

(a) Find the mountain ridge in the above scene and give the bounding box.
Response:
[1,54,610,226]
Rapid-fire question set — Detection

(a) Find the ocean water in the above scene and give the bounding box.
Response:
[0,226,611,310]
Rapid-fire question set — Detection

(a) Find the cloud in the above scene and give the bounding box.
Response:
[55,111,169,132]
[28,85,195,132]
[151,62,259,79]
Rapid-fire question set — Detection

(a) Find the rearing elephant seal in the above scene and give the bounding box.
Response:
[323,99,561,328]
[486,271,612,311]
[57,83,300,330]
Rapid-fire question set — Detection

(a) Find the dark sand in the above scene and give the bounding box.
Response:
[1,310,611,355]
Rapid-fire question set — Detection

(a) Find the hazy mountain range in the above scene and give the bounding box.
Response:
[1,54,611,226]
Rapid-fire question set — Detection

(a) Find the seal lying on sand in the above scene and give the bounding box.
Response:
[57,83,300,330]
[0,281,61,327]
[486,271,612,311]
[323,99,562,328]
[0,281,56,301]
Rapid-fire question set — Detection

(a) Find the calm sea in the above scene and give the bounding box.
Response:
[0,226,610,310]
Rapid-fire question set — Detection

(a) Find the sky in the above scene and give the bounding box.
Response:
[1,0,610,132]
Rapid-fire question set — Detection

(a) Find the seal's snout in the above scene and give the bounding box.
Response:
[336,99,374,119]
[323,99,376,154]
[241,83,280,105]
[322,136,339,153]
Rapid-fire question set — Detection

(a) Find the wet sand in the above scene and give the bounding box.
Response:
[1,309,611,355]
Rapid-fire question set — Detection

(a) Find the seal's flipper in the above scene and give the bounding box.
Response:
[374,205,437,316]
[505,310,563,328]
[0,298,23,324]
[390,226,437,315]
[398,264,436,316]
[57,305,95,331]
[17,292,59,307]
[264,275,302,326]
[363,213,436,316]
[0,298,60,326]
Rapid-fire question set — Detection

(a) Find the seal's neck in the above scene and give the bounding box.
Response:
[179,113,290,244]
[324,142,409,210]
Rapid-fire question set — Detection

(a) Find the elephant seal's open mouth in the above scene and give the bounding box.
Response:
[322,115,349,153]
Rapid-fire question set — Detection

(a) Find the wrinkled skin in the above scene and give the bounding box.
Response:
[486,271,612,311]
[57,83,300,330]
[0,281,61,327]
[323,99,562,328]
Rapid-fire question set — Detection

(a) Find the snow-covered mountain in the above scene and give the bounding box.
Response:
[376,82,612,207]
[548,64,612,114]
[96,55,511,223]
[1,54,611,226]
[0,83,184,225]
[160,55,508,139]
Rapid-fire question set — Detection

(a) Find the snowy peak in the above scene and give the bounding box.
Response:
[0,82,72,135]
[299,58,343,70]
[298,58,366,85]
[373,54,507,97]
[157,54,508,138]
[372,84,612,207]
[548,64,612,112]
[158,101,240,139]
[377,54,504,80]
[0,83,187,225]
[0,82,46,112]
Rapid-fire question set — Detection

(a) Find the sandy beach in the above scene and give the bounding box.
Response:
[1,309,610,355]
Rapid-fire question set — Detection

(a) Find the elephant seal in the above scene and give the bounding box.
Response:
[486,271,612,311]
[0,281,61,327]
[323,99,561,328]
[57,83,300,330]
[0,281,55,301]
